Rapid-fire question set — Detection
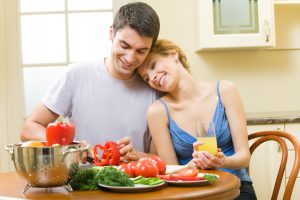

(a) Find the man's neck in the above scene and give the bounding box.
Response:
[104,57,135,80]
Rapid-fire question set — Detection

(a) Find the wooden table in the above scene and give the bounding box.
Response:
[0,169,240,200]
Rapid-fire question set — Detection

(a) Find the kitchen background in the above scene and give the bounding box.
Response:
[0,0,299,199]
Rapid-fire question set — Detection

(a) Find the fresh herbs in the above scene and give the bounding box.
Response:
[96,167,134,187]
[69,166,134,190]
[69,167,100,190]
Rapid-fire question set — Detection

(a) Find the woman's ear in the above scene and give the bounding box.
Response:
[109,26,114,41]
[170,51,179,62]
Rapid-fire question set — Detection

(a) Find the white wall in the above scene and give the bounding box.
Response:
[0,0,24,172]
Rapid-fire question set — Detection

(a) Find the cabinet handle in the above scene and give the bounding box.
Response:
[265,20,270,43]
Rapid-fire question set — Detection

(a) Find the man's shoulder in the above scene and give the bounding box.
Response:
[68,60,103,71]
[64,60,104,78]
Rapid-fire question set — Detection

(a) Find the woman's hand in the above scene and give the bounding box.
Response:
[117,137,140,161]
[192,141,226,169]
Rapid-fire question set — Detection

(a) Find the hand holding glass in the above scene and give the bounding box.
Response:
[196,120,218,155]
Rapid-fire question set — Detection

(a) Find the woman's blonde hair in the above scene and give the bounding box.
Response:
[150,39,190,72]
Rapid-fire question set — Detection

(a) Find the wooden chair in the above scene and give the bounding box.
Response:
[248,130,300,200]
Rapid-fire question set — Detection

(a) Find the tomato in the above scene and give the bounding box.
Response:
[135,161,159,178]
[94,141,121,166]
[46,116,75,146]
[127,161,138,177]
[117,163,135,177]
[177,168,199,177]
[139,155,166,175]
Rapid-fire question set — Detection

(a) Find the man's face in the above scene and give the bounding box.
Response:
[109,26,153,80]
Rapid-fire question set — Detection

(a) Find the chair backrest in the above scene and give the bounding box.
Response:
[248,130,300,200]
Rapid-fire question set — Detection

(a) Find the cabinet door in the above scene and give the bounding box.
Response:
[196,0,275,50]
[247,124,285,200]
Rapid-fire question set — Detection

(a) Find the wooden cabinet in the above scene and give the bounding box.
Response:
[195,0,275,50]
[247,123,300,200]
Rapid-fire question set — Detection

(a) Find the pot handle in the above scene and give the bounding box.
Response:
[4,144,15,160]
[61,146,90,162]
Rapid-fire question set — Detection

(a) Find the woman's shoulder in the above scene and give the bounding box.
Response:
[218,80,241,104]
[218,80,237,93]
[147,98,170,119]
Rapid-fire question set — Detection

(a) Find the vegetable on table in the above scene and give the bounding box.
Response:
[117,155,166,178]
[134,160,159,178]
[96,166,134,187]
[46,116,75,146]
[117,163,135,177]
[21,141,45,147]
[69,166,134,190]
[139,155,166,175]
[94,141,121,166]
[131,176,165,186]
[177,168,199,177]
[203,174,218,183]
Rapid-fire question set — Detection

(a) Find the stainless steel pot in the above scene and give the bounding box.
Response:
[5,142,89,193]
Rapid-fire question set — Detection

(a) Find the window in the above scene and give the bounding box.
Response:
[20,0,113,116]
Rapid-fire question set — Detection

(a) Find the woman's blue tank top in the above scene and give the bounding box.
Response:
[158,81,251,182]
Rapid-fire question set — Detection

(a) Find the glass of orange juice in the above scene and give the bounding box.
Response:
[196,120,218,155]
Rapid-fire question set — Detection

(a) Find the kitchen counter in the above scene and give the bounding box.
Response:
[246,111,300,125]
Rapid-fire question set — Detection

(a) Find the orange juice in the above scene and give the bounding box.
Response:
[197,137,218,155]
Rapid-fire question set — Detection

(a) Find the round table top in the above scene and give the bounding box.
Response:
[0,169,240,200]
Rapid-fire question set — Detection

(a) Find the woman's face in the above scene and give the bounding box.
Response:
[138,52,179,92]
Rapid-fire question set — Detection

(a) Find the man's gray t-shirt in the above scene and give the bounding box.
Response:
[42,59,158,152]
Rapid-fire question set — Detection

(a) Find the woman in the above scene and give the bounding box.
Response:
[138,39,256,199]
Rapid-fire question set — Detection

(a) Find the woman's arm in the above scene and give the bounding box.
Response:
[220,80,250,169]
[147,101,179,165]
[192,80,250,170]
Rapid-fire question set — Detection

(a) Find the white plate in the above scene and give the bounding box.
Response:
[98,182,166,193]
[165,173,219,187]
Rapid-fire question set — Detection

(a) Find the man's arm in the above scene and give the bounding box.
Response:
[21,103,59,141]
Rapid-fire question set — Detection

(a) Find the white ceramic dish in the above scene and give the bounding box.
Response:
[98,182,166,193]
[165,173,219,187]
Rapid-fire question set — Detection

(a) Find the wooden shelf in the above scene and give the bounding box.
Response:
[274,1,300,8]
[275,0,300,3]
[274,0,300,5]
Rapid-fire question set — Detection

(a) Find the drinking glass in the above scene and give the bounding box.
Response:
[196,120,218,155]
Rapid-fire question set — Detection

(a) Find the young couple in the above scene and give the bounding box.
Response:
[21,2,256,199]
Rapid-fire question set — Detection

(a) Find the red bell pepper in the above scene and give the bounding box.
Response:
[94,141,121,166]
[46,116,75,146]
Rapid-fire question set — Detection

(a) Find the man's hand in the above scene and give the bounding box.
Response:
[117,137,140,161]
[78,140,93,164]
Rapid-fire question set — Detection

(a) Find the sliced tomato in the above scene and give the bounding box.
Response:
[177,168,199,177]
[157,174,174,181]
[135,161,159,178]
[175,176,205,181]
[139,155,166,175]
[158,174,204,181]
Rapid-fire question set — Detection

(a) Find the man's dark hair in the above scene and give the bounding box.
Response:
[113,2,160,48]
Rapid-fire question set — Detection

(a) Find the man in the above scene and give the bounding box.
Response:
[20,2,160,161]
